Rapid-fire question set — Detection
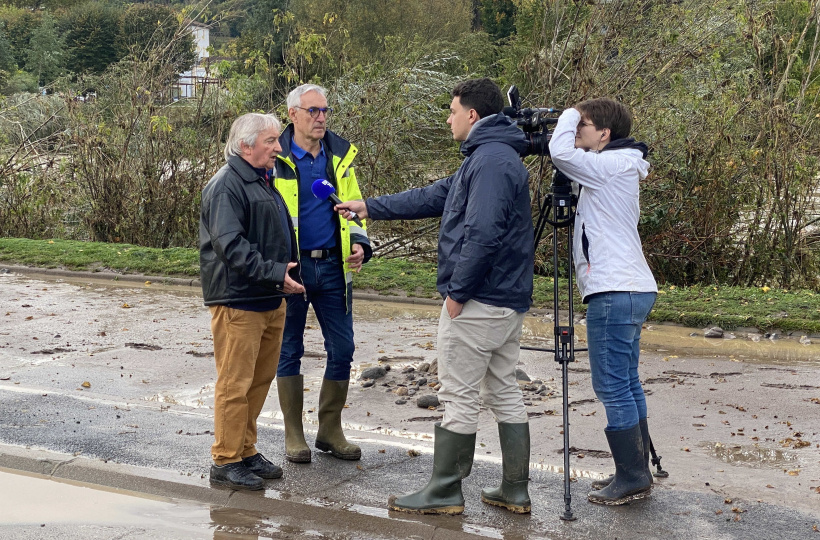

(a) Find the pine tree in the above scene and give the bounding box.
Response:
[25,14,66,86]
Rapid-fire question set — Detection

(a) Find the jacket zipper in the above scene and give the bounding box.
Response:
[581,223,591,274]
[268,174,306,300]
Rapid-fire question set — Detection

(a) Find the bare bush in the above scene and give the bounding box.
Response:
[0,93,70,238]
[61,21,230,248]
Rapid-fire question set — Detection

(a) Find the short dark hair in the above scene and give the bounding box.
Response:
[576,98,633,141]
[451,78,504,119]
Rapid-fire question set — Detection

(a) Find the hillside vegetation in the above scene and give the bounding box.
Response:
[0,0,817,289]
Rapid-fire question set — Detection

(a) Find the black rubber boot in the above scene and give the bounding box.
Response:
[315,379,361,460]
[388,423,476,515]
[591,417,654,490]
[590,474,614,490]
[588,423,651,505]
[481,422,531,514]
[277,375,311,463]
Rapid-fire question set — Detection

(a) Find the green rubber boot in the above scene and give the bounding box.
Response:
[315,379,361,460]
[481,422,531,514]
[276,375,311,463]
[388,423,476,515]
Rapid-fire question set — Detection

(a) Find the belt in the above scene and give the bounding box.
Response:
[300,248,336,259]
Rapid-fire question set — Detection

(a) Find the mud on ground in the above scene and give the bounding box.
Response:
[0,270,818,519]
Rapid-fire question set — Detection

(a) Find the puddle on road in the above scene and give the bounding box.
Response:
[700,441,799,468]
[0,469,412,539]
[521,318,820,367]
[637,325,820,367]
[210,506,349,539]
[0,469,208,531]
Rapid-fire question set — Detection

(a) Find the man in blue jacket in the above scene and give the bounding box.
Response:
[272,84,372,465]
[337,78,534,515]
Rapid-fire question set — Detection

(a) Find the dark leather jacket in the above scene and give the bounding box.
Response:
[199,155,299,305]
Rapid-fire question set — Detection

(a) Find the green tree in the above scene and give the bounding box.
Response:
[116,4,197,74]
[25,14,66,86]
[233,0,290,66]
[59,1,124,74]
[0,23,17,92]
[0,28,16,93]
[478,0,516,41]
[0,6,41,70]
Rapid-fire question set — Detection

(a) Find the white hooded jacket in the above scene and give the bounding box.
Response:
[548,108,658,301]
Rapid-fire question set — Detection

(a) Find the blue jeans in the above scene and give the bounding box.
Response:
[586,291,657,431]
[277,253,354,381]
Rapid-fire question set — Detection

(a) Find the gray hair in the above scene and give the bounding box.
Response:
[224,113,282,160]
[286,84,327,110]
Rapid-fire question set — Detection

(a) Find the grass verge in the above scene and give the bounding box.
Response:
[1,238,818,333]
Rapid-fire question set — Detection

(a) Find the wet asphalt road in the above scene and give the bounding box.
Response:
[1,268,819,539]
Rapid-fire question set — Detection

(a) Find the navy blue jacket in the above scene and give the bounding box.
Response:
[367,114,534,311]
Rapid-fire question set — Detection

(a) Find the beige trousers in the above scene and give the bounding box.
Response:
[437,299,527,435]
[209,303,286,464]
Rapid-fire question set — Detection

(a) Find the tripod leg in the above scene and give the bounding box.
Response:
[556,211,576,521]
[558,357,576,521]
[648,436,669,478]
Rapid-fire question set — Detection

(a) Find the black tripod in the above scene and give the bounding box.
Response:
[521,168,667,520]
[521,168,582,520]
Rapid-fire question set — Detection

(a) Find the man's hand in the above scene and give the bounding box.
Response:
[445,296,463,319]
[283,262,305,294]
[335,200,368,221]
[346,243,364,272]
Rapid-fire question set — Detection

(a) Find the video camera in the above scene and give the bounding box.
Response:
[502,85,560,157]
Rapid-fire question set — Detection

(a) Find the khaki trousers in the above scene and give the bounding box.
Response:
[210,303,286,465]
[437,299,527,435]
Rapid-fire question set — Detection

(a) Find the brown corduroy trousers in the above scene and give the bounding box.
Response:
[209,303,286,465]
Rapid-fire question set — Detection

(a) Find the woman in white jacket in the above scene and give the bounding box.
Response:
[548,98,658,506]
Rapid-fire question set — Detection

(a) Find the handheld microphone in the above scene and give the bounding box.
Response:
[311,179,363,226]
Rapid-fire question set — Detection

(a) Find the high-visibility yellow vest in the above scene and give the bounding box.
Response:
[273,127,368,291]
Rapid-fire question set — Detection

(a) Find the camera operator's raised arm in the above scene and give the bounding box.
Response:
[548,108,616,190]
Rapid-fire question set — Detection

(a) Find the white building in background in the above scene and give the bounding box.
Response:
[176,21,213,100]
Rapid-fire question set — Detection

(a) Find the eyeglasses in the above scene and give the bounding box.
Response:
[295,106,333,118]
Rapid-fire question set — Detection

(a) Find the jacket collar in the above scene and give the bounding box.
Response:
[601,137,649,159]
[227,155,266,183]
[278,123,351,161]
[459,113,529,157]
